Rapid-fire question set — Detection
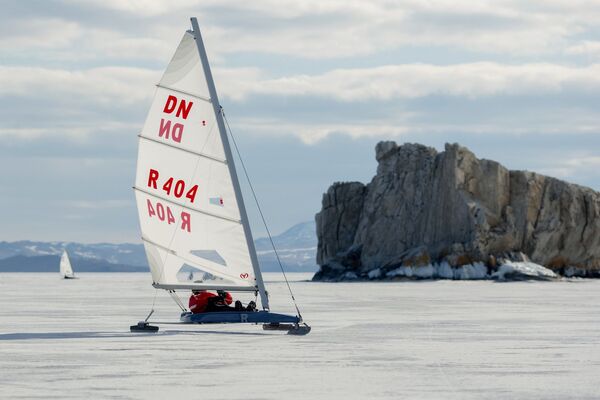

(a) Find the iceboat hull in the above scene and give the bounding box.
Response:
[180,311,300,325]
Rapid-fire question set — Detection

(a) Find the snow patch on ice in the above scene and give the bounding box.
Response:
[492,261,557,280]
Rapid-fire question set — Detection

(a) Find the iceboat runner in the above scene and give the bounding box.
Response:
[130,18,310,335]
[60,250,76,279]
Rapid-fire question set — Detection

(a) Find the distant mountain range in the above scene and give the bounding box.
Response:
[255,221,317,272]
[0,221,318,273]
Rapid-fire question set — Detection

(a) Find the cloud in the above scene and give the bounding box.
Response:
[232,119,415,145]
[61,0,200,17]
[2,0,600,243]
[200,1,600,58]
[226,62,600,102]
[0,66,159,104]
[566,41,600,59]
[4,60,600,144]
[32,0,600,60]
[7,60,566,112]
[538,155,600,183]
[0,18,81,49]
[65,200,131,209]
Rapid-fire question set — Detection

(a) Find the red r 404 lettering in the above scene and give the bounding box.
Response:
[147,199,191,232]
[148,169,199,203]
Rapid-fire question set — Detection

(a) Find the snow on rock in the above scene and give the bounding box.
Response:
[319,259,559,282]
[387,265,435,279]
[368,268,382,279]
[436,261,454,279]
[386,262,488,280]
[342,271,358,280]
[454,262,488,280]
[492,261,557,281]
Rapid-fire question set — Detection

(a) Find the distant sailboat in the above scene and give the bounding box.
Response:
[59,250,76,279]
[130,17,309,335]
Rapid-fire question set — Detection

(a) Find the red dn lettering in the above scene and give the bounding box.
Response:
[147,199,191,233]
[163,95,193,119]
[158,95,194,143]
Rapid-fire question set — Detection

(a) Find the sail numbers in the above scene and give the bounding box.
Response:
[147,168,199,203]
[157,95,194,143]
[147,199,191,232]
[163,95,193,119]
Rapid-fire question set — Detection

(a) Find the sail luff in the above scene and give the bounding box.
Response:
[189,17,270,310]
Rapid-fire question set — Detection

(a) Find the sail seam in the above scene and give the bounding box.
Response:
[138,135,227,164]
[155,84,211,103]
[134,187,242,224]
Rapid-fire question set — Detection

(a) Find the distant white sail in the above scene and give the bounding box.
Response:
[134,31,257,291]
[59,250,75,279]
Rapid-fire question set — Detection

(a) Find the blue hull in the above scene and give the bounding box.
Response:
[180,311,300,324]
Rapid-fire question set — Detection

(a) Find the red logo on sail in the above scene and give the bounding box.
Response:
[240,273,249,279]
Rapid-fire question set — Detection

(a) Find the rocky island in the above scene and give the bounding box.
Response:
[313,142,600,281]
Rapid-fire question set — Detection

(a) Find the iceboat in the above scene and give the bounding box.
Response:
[59,250,76,279]
[130,18,310,335]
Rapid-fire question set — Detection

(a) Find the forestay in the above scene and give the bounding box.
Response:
[134,31,258,292]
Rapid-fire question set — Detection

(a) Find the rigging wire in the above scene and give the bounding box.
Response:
[168,290,187,312]
[222,108,304,320]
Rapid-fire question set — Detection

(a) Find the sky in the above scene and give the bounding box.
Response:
[2,0,600,243]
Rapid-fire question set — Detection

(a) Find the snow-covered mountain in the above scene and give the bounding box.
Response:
[254,221,318,272]
[0,241,147,267]
[0,221,318,272]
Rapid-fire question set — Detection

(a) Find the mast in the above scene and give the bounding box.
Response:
[189,17,269,310]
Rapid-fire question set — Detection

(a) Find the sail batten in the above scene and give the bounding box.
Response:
[137,135,226,164]
[153,283,258,291]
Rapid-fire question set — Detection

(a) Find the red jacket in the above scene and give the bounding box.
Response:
[189,291,232,313]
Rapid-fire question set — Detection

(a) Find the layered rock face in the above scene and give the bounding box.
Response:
[314,142,600,281]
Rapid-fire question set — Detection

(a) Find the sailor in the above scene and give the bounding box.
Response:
[189,290,256,313]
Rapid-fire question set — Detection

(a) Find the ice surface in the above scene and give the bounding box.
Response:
[1,273,599,399]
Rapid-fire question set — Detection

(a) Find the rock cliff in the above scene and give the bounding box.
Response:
[314,142,600,281]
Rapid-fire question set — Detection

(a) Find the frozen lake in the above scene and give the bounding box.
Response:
[1,273,599,399]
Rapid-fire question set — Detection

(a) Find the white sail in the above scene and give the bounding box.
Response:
[134,30,260,292]
[59,250,74,278]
